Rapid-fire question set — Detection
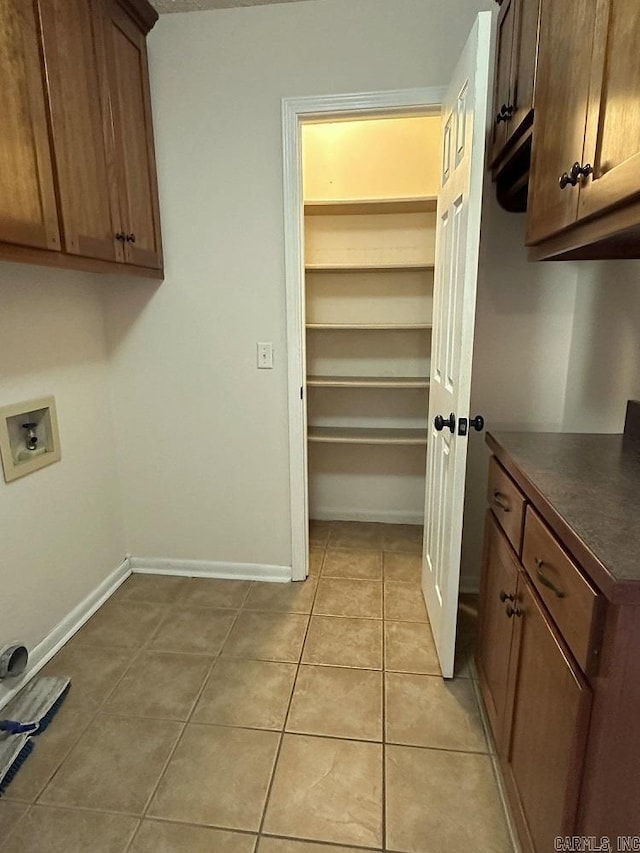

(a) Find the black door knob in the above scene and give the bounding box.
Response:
[434,413,456,433]
[470,415,484,432]
[115,232,126,242]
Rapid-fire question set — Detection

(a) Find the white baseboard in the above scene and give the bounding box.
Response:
[311,508,424,525]
[0,560,131,712]
[130,556,291,584]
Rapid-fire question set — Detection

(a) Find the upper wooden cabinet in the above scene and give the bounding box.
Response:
[39,0,122,263]
[489,0,542,212]
[0,1,61,252]
[490,0,541,166]
[0,0,163,277]
[526,0,640,259]
[104,0,163,269]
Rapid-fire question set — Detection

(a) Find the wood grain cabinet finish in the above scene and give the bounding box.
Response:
[490,0,541,167]
[478,503,591,852]
[502,575,591,853]
[490,0,541,212]
[478,438,640,848]
[0,0,162,277]
[103,0,162,269]
[0,1,61,252]
[526,0,640,259]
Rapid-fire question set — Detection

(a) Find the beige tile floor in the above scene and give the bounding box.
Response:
[0,521,516,853]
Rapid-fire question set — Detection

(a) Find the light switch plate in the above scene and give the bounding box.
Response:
[257,342,273,369]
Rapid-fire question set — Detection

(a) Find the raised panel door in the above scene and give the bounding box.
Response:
[39,0,123,262]
[477,513,519,753]
[526,0,596,245]
[503,576,591,852]
[490,0,516,164]
[508,0,541,141]
[0,1,60,251]
[578,0,640,222]
[104,0,162,269]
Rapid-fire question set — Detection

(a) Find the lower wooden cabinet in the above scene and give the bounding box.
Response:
[478,434,640,848]
[478,512,591,851]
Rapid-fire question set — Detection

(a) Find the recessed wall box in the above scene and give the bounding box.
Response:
[0,396,62,483]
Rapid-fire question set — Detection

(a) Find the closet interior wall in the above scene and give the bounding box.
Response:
[302,116,442,525]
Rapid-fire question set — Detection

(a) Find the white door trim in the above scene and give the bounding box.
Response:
[282,87,446,582]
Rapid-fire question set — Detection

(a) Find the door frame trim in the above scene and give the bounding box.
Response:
[282,87,446,581]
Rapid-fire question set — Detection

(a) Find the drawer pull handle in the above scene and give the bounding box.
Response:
[492,491,511,512]
[535,557,566,599]
[499,591,515,602]
[506,604,522,618]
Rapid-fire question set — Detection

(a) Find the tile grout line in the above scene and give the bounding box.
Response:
[255,541,324,844]
[132,602,246,841]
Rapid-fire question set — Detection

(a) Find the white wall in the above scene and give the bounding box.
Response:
[0,263,125,698]
[562,261,640,432]
[460,198,579,589]
[103,0,637,589]
[105,0,493,566]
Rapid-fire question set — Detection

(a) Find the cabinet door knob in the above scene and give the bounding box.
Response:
[115,232,126,242]
[506,604,522,618]
[126,233,136,243]
[559,162,593,190]
[495,103,514,125]
[434,413,456,433]
[499,590,515,602]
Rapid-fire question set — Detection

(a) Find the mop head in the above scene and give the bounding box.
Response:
[0,732,33,796]
[0,676,70,796]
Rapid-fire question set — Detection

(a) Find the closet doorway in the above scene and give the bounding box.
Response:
[301,114,439,582]
[283,15,492,677]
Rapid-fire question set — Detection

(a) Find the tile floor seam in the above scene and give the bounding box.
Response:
[136,609,243,822]
[25,706,101,807]
[255,553,324,840]
[137,720,188,822]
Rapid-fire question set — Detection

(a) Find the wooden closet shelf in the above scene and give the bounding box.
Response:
[306,322,432,330]
[304,197,438,215]
[305,262,435,272]
[308,426,428,446]
[307,375,430,389]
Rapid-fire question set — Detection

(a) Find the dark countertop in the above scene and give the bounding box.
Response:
[487,431,640,603]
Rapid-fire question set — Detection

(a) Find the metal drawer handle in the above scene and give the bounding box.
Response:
[534,557,565,599]
[492,491,511,512]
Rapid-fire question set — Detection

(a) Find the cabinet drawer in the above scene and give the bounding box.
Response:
[487,457,526,554]
[522,506,601,673]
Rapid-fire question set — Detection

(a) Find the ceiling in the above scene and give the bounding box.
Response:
[151,0,312,12]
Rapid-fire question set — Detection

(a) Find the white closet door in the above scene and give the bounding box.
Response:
[422,12,492,678]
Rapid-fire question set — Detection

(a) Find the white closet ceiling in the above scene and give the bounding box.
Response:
[151,0,312,12]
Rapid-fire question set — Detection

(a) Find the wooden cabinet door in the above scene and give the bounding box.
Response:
[39,0,123,262]
[509,0,540,141]
[503,576,591,852]
[477,513,519,753]
[104,0,162,269]
[490,0,516,164]
[526,0,596,245]
[578,0,640,223]
[0,1,60,251]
